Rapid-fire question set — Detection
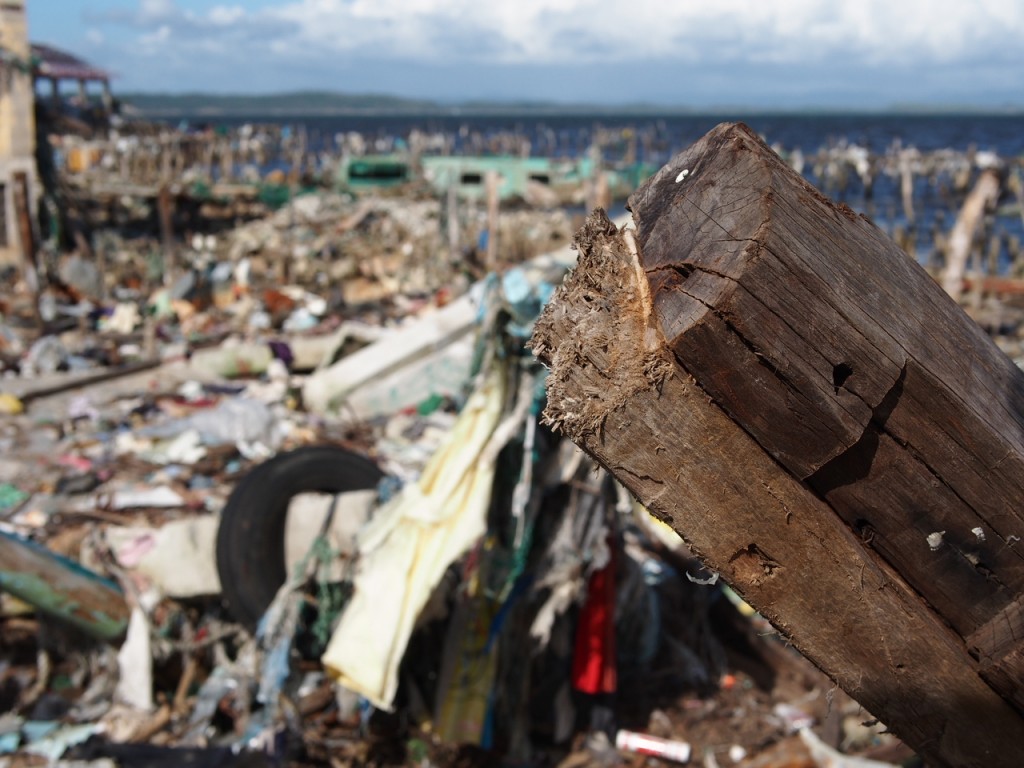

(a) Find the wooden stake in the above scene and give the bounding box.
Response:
[943,169,1001,302]
[899,154,915,226]
[220,140,233,183]
[595,171,611,212]
[157,183,175,285]
[12,171,41,329]
[447,180,459,263]
[1009,168,1024,231]
[485,171,499,271]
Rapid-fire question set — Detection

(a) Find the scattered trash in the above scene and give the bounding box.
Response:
[686,570,720,586]
[115,607,154,712]
[773,702,816,733]
[0,483,28,510]
[799,726,900,768]
[2,110,991,767]
[727,744,747,762]
[0,394,24,415]
[0,530,130,640]
[615,729,692,763]
[321,358,510,709]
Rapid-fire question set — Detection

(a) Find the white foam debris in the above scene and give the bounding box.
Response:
[926,531,945,551]
[686,570,720,586]
[972,526,986,542]
[675,169,690,183]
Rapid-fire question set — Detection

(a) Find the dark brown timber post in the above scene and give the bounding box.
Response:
[531,122,1024,768]
[12,171,41,328]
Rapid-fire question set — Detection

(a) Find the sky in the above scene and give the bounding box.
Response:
[24,0,1024,109]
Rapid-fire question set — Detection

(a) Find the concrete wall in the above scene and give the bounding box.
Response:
[0,0,38,265]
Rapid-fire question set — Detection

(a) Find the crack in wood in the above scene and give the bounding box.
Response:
[650,253,880,442]
[670,280,801,394]
[682,192,763,242]
[808,361,1015,594]
[807,363,907,494]
[753,238,907,374]
[613,463,667,487]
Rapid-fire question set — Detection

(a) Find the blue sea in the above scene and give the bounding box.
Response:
[187,112,1023,158]
[184,111,1024,154]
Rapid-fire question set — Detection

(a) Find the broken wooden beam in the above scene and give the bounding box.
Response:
[0,530,130,641]
[531,122,1024,768]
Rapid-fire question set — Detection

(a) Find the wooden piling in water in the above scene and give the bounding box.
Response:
[942,168,1001,302]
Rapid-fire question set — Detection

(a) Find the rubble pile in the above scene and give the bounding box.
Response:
[0,191,573,382]
[0,188,912,767]
[24,114,1024,766]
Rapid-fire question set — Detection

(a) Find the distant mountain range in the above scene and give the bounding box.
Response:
[119,90,654,117]
[120,90,438,116]
[119,91,1024,118]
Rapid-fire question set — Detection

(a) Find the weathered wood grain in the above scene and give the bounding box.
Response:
[969,595,1024,713]
[630,122,1024,643]
[528,123,1024,765]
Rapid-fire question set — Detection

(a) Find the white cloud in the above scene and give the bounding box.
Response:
[208,6,246,26]
[138,0,176,22]
[68,0,1024,101]
[252,0,1024,65]
[139,23,172,47]
[97,0,1024,69]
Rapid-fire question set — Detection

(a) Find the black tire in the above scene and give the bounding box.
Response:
[216,444,385,629]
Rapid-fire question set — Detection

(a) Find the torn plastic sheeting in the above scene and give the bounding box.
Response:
[105,516,222,598]
[182,666,243,746]
[21,722,103,761]
[249,573,307,744]
[0,714,22,754]
[501,266,555,339]
[22,336,68,377]
[187,397,283,452]
[139,429,208,465]
[186,341,271,378]
[332,333,475,421]
[302,282,483,414]
[140,397,284,451]
[284,490,377,578]
[321,361,507,709]
[433,591,501,746]
[528,469,612,646]
[116,607,154,712]
[103,485,186,510]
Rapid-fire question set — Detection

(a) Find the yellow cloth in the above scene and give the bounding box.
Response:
[321,364,506,709]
